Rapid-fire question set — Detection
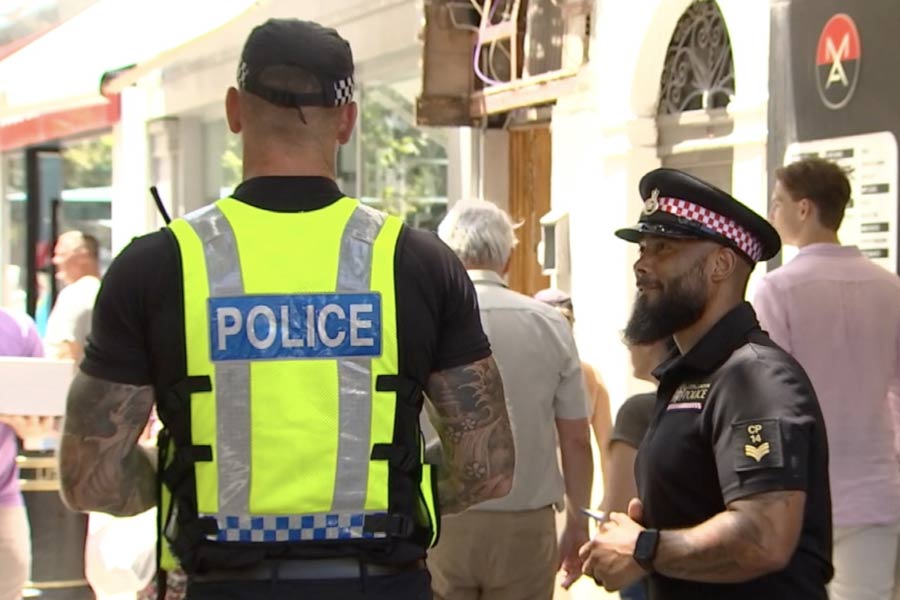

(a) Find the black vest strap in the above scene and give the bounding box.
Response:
[370,444,418,473]
[161,445,213,489]
[363,513,415,538]
[159,376,212,445]
[371,374,437,548]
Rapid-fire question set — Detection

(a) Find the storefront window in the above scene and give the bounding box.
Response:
[359,81,450,231]
[1,152,27,312]
[60,135,113,271]
[1,134,113,320]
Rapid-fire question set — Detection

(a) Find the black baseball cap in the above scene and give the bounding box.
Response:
[238,18,354,108]
[615,168,781,263]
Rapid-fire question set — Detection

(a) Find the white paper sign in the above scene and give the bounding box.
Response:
[0,357,75,416]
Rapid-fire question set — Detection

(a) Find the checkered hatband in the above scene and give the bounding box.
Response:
[657,197,764,261]
[333,77,354,106]
[237,61,249,88]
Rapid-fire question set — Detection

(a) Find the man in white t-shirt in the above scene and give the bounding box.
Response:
[45,231,101,361]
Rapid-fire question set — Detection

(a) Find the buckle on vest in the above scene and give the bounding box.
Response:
[363,514,415,538]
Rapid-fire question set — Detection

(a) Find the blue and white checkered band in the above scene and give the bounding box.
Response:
[333,76,354,106]
[210,513,387,543]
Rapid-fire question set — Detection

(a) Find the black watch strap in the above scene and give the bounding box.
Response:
[633,528,660,572]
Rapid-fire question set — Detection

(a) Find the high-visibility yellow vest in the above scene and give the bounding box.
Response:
[159,196,439,573]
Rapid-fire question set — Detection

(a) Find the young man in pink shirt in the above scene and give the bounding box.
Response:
[754,157,900,600]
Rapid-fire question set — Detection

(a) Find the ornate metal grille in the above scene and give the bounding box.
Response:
[658,1,735,115]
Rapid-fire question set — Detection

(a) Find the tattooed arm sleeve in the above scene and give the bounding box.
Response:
[425,356,515,515]
[653,490,806,583]
[59,370,157,516]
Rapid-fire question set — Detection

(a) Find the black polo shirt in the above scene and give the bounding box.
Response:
[611,392,656,449]
[635,302,832,600]
[82,176,491,402]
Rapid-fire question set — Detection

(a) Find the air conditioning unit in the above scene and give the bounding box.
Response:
[537,209,570,276]
[524,0,592,77]
[416,0,479,126]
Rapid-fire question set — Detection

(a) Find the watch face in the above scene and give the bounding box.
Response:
[635,529,659,561]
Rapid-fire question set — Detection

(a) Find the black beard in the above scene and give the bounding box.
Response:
[624,259,708,344]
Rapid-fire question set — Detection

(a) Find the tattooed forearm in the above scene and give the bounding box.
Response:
[59,371,157,516]
[426,356,514,514]
[654,491,804,583]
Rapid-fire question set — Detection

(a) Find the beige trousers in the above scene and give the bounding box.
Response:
[829,519,900,600]
[0,505,31,600]
[429,507,557,600]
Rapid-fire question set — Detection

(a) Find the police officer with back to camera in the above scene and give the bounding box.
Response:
[57,18,515,600]
[579,169,833,600]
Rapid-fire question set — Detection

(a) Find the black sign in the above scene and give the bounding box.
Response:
[775,0,900,141]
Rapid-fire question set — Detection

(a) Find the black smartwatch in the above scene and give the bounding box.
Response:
[633,528,660,572]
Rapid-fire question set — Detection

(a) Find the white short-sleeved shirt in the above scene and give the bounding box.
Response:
[44,275,101,349]
[466,269,590,512]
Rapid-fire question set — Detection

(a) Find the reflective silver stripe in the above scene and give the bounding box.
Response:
[332,204,386,511]
[183,203,251,518]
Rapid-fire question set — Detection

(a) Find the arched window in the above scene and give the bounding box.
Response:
[658,1,735,115]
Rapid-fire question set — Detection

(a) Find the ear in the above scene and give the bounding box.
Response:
[798,197,813,221]
[225,87,242,134]
[336,102,358,145]
[708,246,738,284]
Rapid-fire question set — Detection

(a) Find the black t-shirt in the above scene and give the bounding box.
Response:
[635,302,832,600]
[610,392,656,449]
[82,176,491,403]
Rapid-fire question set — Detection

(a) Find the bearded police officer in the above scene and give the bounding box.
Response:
[580,169,832,599]
[58,19,514,600]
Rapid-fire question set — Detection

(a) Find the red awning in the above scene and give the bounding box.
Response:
[0,95,120,151]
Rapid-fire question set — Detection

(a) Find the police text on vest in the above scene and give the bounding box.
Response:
[209,293,382,361]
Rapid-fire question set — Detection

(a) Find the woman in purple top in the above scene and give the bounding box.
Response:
[0,307,44,600]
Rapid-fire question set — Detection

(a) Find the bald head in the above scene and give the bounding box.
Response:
[53,231,100,285]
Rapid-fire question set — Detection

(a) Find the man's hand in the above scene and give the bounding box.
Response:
[558,516,590,589]
[579,506,647,591]
[555,416,593,589]
[425,356,515,515]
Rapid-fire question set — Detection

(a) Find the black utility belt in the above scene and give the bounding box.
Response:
[192,558,427,582]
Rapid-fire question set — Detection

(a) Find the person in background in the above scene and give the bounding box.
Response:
[595,337,671,600]
[533,288,613,477]
[0,308,45,600]
[754,157,900,600]
[45,231,101,361]
[433,200,593,599]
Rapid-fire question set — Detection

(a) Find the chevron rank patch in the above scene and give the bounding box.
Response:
[732,419,784,472]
